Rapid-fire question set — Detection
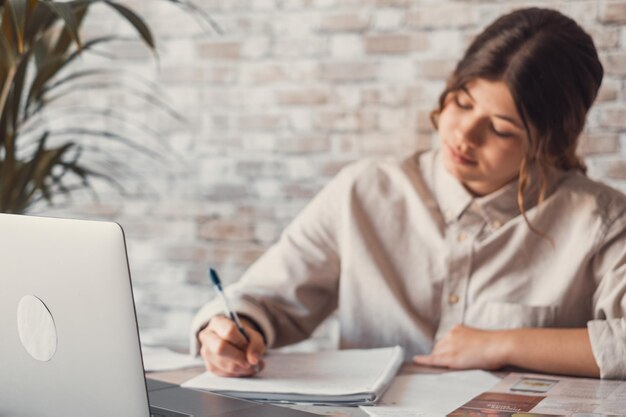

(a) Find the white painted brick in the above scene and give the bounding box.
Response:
[198,157,237,180]
[241,37,272,59]
[215,16,273,36]
[277,135,330,153]
[599,1,626,23]
[314,0,338,8]
[565,1,598,24]
[254,221,281,243]
[194,0,249,12]
[379,108,409,131]
[239,88,276,108]
[379,58,415,82]
[272,38,328,58]
[407,4,480,29]
[359,132,399,154]
[319,12,370,33]
[253,179,283,199]
[426,30,464,57]
[272,12,321,37]
[250,0,278,10]
[330,35,365,58]
[330,86,362,109]
[286,157,319,179]
[288,111,315,132]
[242,133,279,152]
[372,9,405,31]
[363,86,408,106]
[158,38,196,64]
[321,61,378,82]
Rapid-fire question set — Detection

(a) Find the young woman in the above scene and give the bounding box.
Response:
[192,8,626,379]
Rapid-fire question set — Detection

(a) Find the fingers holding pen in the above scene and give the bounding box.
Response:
[210,315,249,349]
[198,315,267,377]
[204,269,266,377]
[199,325,253,377]
[211,315,266,369]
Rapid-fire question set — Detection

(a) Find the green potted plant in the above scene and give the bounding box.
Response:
[0,0,215,213]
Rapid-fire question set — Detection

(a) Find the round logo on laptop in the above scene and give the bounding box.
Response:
[16,295,58,362]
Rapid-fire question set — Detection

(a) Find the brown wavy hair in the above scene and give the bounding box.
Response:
[431,8,603,234]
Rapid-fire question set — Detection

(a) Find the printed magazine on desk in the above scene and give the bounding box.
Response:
[447,372,626,417]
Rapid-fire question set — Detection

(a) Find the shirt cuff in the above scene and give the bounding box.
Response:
[189,298,276,356]
[587,318,626,379]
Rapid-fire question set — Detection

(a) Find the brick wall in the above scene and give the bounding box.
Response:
[38,0,626,349]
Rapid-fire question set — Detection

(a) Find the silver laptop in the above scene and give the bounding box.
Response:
[0,213,315,417]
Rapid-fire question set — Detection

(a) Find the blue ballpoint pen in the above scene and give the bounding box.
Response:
[209,267,250,342]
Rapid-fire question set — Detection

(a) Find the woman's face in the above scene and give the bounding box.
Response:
[438,78,529,196]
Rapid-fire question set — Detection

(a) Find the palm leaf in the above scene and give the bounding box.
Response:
[38,1,81,48]
[72,0,158,51]
[24,35,120,113]
[166,0,222,35]
[49,128,164,159]
[26,4,61,64]
[42,80,185,121]
[9,0,31,53]
[9,130,51,211]
[103,1,155,52]
[9,47,32,130]
[1,0,20,54]
[0,33,17,111]
[49,2,87,57]
[23,106,173,146]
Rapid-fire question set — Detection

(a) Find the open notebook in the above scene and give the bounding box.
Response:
[182,346,404,406]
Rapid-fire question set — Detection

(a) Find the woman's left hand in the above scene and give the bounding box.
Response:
[413,324,510,370]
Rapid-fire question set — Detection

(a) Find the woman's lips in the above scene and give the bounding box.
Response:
[446,143,478,165]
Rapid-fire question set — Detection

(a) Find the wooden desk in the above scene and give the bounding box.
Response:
[146,363,452,417]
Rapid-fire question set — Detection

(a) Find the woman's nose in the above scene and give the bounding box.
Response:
[455,116,484,148]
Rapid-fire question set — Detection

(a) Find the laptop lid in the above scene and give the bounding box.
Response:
[0,213,150,417]
[0,213,321,417]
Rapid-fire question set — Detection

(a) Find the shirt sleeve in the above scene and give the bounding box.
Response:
[189,162,363,355]
[587,210,626,379]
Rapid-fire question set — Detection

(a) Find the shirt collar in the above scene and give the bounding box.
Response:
[433,148,475,224]
[473,179,521,229]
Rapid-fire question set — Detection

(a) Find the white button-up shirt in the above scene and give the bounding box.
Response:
[191,149,626,379]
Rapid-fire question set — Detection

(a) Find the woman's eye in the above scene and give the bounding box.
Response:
[491,125,514,138]
[454,95,472,110]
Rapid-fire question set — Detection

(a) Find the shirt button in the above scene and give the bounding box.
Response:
[449,294,459,305]
[457,232,468,242]
[492,220,502,229]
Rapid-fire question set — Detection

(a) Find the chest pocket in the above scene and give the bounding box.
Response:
[475,301,558,330]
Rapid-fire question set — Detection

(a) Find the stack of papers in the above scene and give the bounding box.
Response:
[360,370,501,417]
[182,346,404,406]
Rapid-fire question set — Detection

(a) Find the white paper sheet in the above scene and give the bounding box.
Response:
[359,370,501,417]
[141,346,203,372]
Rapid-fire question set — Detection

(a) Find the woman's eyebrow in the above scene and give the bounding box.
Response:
[461,87,524,130]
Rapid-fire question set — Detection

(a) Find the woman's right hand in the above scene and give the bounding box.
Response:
[197,315,266,377]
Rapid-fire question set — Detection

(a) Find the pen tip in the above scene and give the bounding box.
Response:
[209,267,221,287]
